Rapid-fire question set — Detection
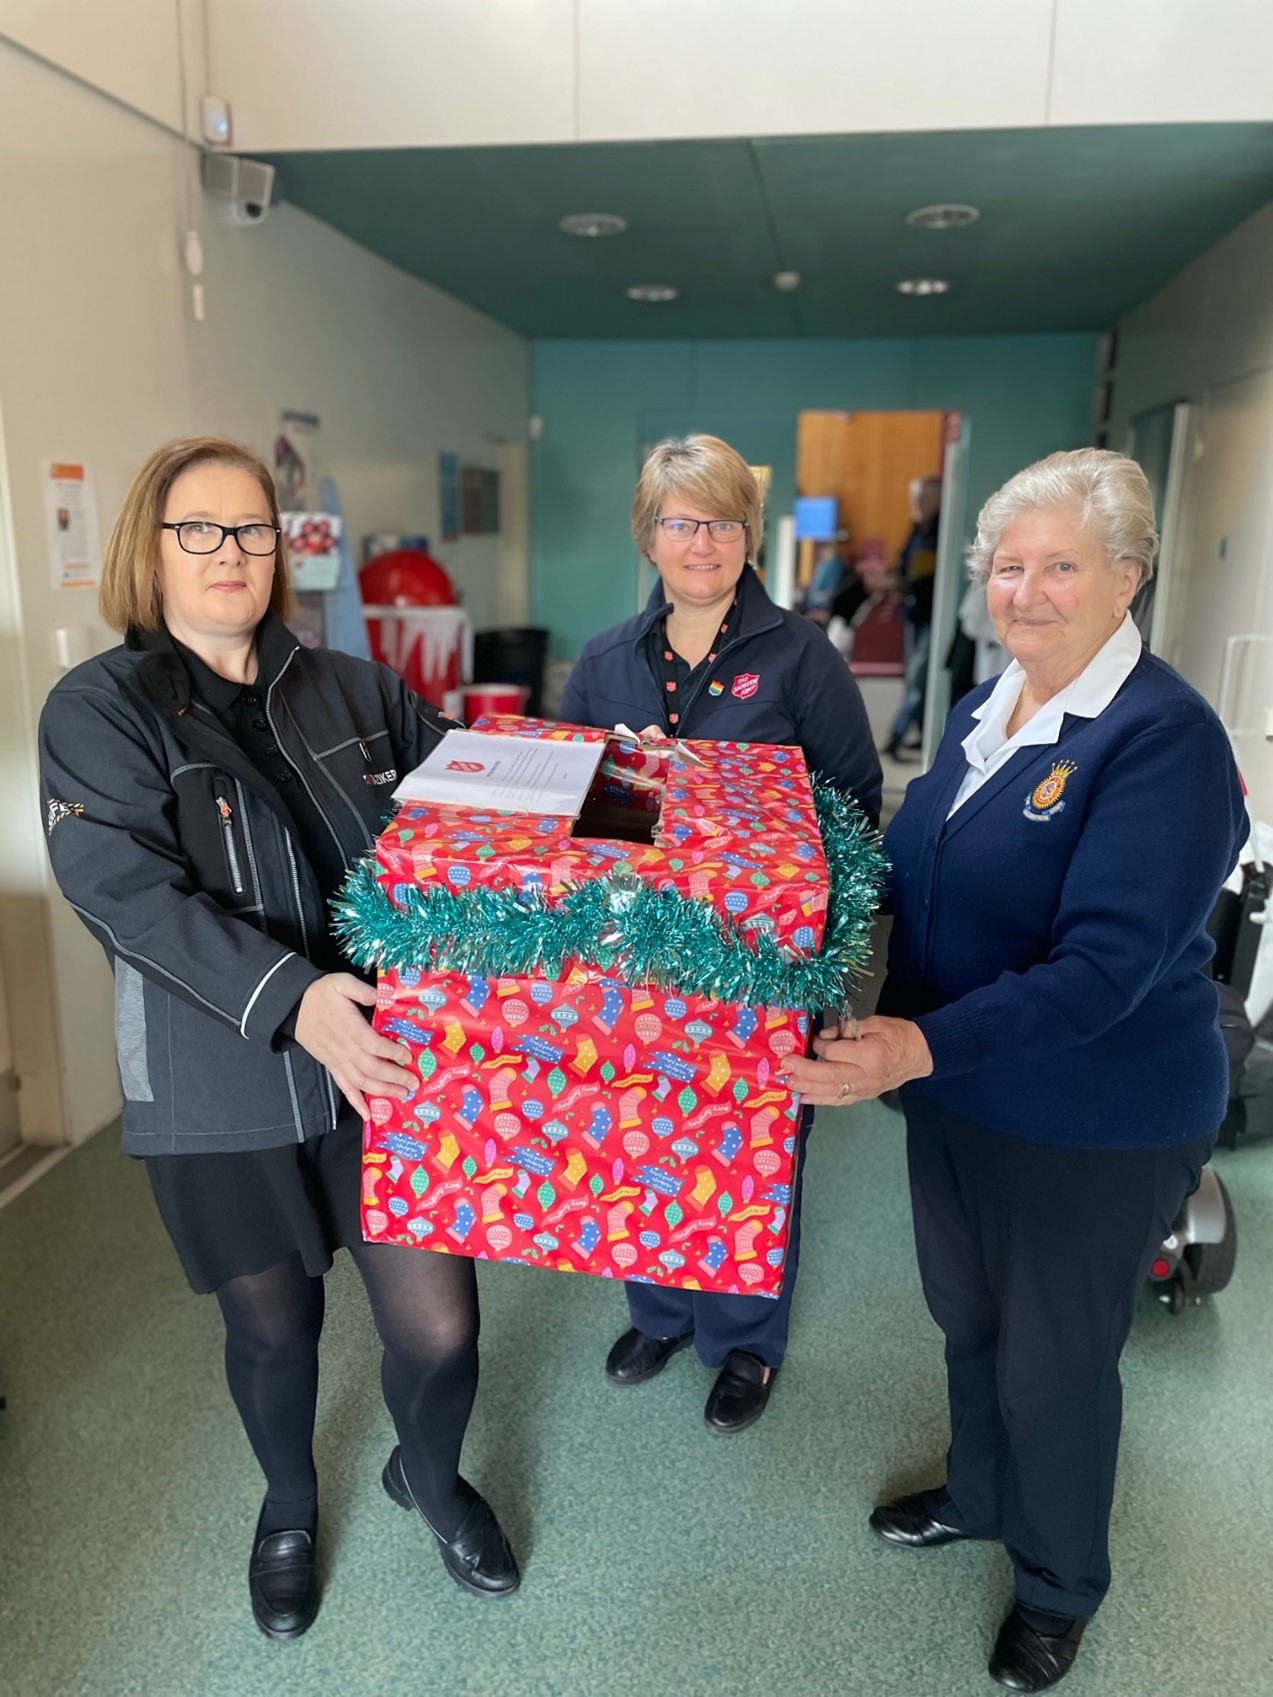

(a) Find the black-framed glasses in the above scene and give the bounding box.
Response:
[655,517,748,542]
[161,520,280,557]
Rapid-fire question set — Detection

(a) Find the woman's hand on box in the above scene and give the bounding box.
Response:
[779,1016,933,1106]
[294,973,417,1120]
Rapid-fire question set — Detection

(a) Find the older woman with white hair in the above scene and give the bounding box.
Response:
[783,449,1246,1691]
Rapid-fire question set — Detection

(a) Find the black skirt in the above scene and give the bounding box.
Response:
[142,1111,365,1294]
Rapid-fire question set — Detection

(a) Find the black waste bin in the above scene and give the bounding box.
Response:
[472,626,550,716]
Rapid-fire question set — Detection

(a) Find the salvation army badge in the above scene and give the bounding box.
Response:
[731,673,760,700]
[1023,760,1077,823]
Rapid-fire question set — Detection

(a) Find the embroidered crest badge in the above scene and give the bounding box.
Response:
[1023,760,1077,823]
[46,798,85,835]
[731,673,760,700]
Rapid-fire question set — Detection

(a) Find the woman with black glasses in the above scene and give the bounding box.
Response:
[39,437,519,1641]
[560,433,881,1433]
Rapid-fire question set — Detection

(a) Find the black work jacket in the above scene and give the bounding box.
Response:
[39,614,449,1155]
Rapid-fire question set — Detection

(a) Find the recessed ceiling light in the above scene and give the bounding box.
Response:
[773,270,802,292]
[559,212,628,238]
[626,284,678,303]
[896,277,951,296]
[905,204,980,230]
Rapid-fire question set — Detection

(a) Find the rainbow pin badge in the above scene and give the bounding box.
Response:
[1024,759,1077,823]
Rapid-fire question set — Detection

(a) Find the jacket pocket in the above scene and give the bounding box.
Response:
[114,961,153,1102]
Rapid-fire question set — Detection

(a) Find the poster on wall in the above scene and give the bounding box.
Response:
[461,465,500,535]
[439,451,460,542]
[274,408,323,510]
[44,460,102,591]
[280,511,344,591]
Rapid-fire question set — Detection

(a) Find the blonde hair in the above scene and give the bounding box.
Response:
[99,436,292,632]
[631,434,765,555]
[967,448,1157,587]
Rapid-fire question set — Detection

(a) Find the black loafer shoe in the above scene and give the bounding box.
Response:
[604,1327,692,1386]
[382,1446,520,1599]
[703,1351,775,1434]
[989,1607,1086,1692]
[869,1487,970,1549]
[248,1505,319,1641]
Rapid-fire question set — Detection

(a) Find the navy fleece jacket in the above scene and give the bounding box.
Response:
[559,565,882,824]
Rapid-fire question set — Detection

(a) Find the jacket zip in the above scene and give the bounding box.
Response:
[215,793,245,894]
[263,651,351,863]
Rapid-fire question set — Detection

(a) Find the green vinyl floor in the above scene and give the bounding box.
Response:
[2,1105,1271,1697]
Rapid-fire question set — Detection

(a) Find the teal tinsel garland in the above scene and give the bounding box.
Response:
[333,782,887,1011]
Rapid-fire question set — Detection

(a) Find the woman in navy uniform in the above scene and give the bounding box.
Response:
[560,433,881,1432]
[785,449,1246,1690]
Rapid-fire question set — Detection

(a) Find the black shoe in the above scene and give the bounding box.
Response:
[248,1503,319,1641]
[604,1327,692,1386]
[703,1351,775,1434]
[869,1487,970,1549]
[989,1607,1086,1692]
[382,1446,520,1599]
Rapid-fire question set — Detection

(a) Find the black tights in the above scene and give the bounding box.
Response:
[214,1242,479,1539]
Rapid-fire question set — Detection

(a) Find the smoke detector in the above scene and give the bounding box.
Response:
[559,213,628,238]
[905,204,980,230]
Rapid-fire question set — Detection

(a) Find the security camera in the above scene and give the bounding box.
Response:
[201,154,275,226]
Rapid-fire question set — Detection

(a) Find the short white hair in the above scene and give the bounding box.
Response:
[967,448,1158,586]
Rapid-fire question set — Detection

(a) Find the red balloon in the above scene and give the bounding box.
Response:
[360,547,456,608]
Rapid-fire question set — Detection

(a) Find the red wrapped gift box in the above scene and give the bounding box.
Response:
[355,719,837,1298]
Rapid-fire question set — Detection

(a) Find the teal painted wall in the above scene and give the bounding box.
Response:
[530,334,1099,657]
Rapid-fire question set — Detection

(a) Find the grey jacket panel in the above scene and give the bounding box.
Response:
[39,617,449,1155]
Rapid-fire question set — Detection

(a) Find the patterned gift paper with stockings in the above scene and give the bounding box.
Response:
[360,719,829,1298]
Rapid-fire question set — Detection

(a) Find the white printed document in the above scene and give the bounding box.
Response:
[393,731,604,816]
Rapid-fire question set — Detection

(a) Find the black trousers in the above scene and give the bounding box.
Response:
[904,1093,1212,1619]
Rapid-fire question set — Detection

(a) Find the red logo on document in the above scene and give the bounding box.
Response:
[446,760,486,773]
[730,673,760,700]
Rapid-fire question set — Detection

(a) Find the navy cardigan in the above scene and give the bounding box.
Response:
[558,565,882,825]
[879,652,1247,1149]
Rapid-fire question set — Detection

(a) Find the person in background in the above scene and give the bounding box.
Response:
[882,474,942,759]
[783,449,1246,1691]
[947,576,1010,709]
[560,433,881,1434]
[800,532,855,626]
[39,438,520,1643]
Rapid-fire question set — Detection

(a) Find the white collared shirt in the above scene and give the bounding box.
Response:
[947,612,1142,818]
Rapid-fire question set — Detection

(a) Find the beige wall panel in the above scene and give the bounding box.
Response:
[206,0,576,151]
[578,0,1054,142]
[1051,0,1273,125]
[0,0,196,131]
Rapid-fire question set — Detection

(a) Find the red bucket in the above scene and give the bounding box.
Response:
[460,683,529,720]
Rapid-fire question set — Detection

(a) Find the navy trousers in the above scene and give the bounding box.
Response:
[904,1093,1211,1618]
[624,1113,810,1369]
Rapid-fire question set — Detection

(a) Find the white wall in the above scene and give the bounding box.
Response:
[213,0,1273,150]
[0,0,200,132]
[1111,200,1273,820]
[8,0,1273,151]
[0,39,529,1146]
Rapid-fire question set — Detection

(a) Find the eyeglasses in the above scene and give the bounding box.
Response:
[655,517,748,543]
[161,521,280,557]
